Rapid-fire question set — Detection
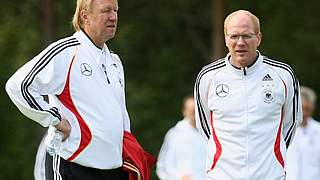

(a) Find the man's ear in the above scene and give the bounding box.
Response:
[257,33,262,47]
[80,10,89,25]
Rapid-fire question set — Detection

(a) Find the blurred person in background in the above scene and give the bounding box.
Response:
[6,0,136,179]
[34,135,47,180]
[194,10,302,180]
[286,86,320,180]
[156,95,207,180]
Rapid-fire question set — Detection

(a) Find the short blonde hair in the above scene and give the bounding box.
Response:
[300,86,317,106]
[72,0,93,32]
[224,10,261,35]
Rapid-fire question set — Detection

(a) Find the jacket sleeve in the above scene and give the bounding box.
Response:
[5,39,78,127]
[281,69,303,148]
[194,70,211,141]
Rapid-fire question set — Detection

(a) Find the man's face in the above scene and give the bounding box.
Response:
[86,0,118,42]
[302,100,314,122]
[225,13,261,67]
[183,98,195,121]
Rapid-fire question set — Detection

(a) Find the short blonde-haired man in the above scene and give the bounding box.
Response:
[195,10,302,179]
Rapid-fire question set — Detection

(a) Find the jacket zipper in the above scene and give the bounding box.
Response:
[102,64,111,84]
[243,67,249,179]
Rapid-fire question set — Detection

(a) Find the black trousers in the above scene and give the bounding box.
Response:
[45,153,128,180]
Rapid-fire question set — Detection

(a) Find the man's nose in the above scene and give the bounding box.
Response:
[109,11,117,21]
[236,36,246,45]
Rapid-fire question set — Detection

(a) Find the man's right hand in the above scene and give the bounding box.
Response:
[54,118,71,141]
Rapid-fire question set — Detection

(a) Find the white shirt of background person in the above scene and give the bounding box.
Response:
[286,86,320,180]
[157,96,207,180]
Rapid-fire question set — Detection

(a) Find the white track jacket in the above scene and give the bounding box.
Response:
[6,31,130,169]
[194,52,302,180]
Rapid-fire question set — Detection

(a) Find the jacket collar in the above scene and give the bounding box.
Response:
[74,30,115,66]
[74,30,109,54]
[225,50,263,76]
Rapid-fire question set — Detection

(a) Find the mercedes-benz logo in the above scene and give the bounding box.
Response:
[216,83,229,98]
[80,63,92,76]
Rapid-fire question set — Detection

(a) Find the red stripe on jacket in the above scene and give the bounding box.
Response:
[208,111,222,172]
[58,55,92,161]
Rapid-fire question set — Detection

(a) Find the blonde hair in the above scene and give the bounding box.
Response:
[72,0,93,32]
[300,86,317,106]
[224,10,261,35]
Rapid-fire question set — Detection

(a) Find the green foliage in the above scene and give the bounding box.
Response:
[112,0,211,156]
[1,0,320,179]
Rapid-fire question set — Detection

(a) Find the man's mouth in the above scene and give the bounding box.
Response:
[235,50,247,53]
[106,25,116,28]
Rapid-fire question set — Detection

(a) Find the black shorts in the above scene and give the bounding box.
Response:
[45,153,128,180]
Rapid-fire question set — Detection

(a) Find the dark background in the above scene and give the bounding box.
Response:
[1,0,319,179]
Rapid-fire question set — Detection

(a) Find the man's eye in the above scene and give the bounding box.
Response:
[242,35,252,39]
[102,10,110,13]
[230,35,239,39]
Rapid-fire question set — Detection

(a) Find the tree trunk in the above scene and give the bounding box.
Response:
[211,0,228,61]
[40,0,55,47]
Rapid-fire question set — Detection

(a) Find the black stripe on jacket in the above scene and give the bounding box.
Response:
[21,37,80,119]
[262,57,299,148]
[195,59,226,139]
